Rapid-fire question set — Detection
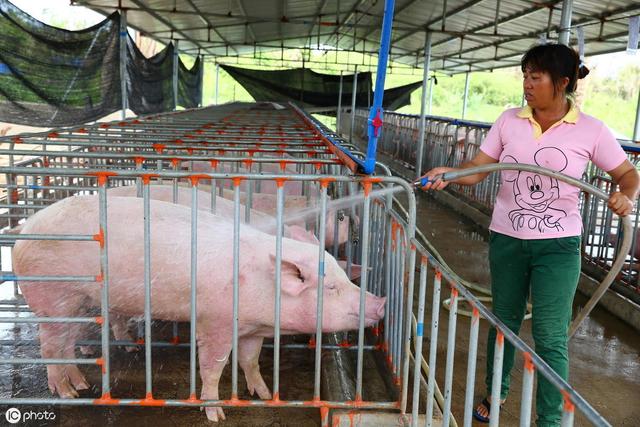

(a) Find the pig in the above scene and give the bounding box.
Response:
[106,185,360,276]
[107,185,319,245]
[217,188,355,248]
[13,195,384,422]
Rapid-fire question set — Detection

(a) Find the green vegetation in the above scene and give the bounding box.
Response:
[199,49,639,139]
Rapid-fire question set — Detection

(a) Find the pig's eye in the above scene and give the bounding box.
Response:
[327,283,336,290]
[297,272,305,283]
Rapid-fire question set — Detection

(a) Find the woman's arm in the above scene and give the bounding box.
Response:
[419,151,498,191]
[606,160,639,216]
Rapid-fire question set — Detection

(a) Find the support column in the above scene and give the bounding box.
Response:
[198,55,204,107]
[215,63,220,105]
[558,0,573,45]
[462,71,470,120]
[173,40,179,110]
[634,88,640,141]
[428,77,434,115]
[415,31,432,179]
[337,71,343,133]
[349,64,358,144]
[119,10,128,120]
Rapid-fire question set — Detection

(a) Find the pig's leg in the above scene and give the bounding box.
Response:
[40,322,89,398]
[110,313,138,353]
[197,334,231,422]
[78,313,137,354]
[238,336,271,399]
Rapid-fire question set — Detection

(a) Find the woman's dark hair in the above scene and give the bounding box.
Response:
[520,43,590,97]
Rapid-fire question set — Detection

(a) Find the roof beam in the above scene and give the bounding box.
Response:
[395,3,639,67]
[126,0,215,55]
[184,0,238,55]
[236,0,258,43]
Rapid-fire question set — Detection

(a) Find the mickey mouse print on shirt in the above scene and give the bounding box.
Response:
[501,147,569,233]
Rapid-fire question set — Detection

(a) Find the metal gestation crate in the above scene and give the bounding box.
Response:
[0,102,428,423]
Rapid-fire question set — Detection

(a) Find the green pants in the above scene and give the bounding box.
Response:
[486,232,581,427]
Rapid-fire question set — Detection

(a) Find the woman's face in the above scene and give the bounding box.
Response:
[522,67,557,109]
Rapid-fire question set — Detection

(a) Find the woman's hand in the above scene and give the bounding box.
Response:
[418,167,456,191]
[608,191,634,216]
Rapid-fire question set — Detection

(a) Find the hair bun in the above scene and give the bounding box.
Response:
[578,61,590,79]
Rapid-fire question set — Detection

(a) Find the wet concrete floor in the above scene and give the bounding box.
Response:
[406,192,640,426]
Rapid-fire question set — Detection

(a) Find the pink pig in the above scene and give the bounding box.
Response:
[217,188,354,248]
[13,195,384,422]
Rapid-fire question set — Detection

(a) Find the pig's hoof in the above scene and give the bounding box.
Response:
[124,345,139,353]
[50,377,79,398]
[205,406,226,422]
[79,346,95,356]
[248,383,272,400]
[67,366,90,391]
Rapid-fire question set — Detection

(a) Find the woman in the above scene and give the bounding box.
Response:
[419,43,639,426]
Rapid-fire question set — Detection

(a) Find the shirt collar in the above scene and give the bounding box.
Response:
[517,100,579,124]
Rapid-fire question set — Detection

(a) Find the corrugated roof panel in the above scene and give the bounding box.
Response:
[78,0,639,73]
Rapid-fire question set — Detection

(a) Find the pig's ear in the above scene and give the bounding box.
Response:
[337,260,362,280]
[287,225,320,245]
[269,254,310,296]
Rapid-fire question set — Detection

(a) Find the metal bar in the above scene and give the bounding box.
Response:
[143,179,153,397]
[463,307,480,427]
[462,71,470,119]
[190,181,199,399]
[349,65,358,144]
[0,317,98,324]
[489,331,505,427]
[355,184,371,399]
[442,287,458,427]
[558,0,574,45]
[337,71,343,133]
[232,181,241,398]
[173,39,180,110]
[0,234,94,241]
[634,86,640,141]
[425,270,442,427]
[415,31,433,180]
[273,180,285,399]
[410,258,428,427]
[98,179,111,399]
[120,10,128,120]
[0,274,96,282]
[0,397,401,409]
[520,354,535,427]
[313,182,328,399]
[215,63,220,105]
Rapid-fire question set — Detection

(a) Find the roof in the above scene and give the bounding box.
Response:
[73,0,640,74]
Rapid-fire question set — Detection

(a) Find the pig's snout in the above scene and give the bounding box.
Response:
[365,295,386,326]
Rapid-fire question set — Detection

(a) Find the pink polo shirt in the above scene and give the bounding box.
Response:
[479,106,627,239]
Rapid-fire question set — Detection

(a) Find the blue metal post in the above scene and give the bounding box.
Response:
[362,0,396,174]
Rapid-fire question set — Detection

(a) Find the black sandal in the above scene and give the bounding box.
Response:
[473,397,502,423]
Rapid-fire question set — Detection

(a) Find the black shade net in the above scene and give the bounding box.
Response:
[0,2,202,126]
[220,64,421,111]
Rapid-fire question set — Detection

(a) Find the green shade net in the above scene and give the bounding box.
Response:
[221,64,421,111]
[0,2,202,126]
